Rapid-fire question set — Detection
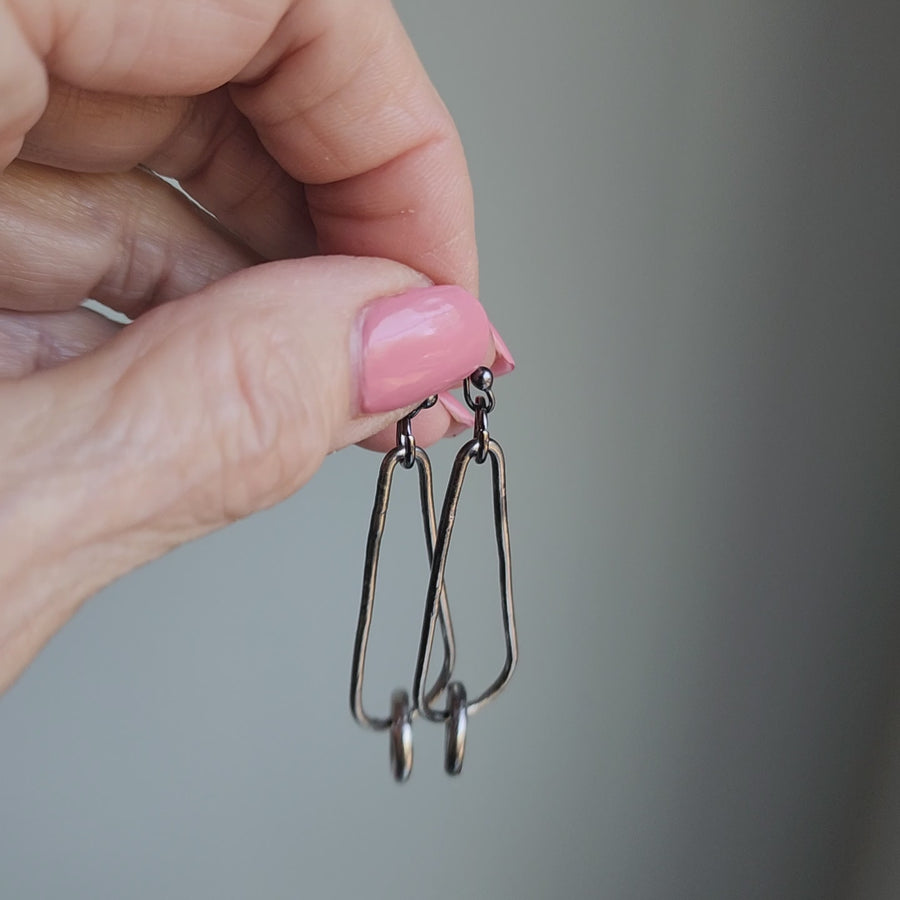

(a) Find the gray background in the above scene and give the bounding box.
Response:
[2,1,899,898]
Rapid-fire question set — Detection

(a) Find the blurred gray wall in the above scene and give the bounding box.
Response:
[2,2,899,898]
[851,682,900,900]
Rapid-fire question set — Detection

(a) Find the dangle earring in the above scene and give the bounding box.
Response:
[349,397,456,782]
[413,366,518,776]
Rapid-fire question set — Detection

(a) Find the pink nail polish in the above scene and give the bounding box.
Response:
[489,323,516,376]
[357,285,490,413]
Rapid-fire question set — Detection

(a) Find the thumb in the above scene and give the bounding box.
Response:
[0,256,491,688]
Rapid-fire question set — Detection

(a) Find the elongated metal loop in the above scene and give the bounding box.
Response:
[413,436,518,722]
[350,445,455,731]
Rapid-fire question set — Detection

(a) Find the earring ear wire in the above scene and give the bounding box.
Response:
[349,395,455,783]
[412,366,519,776]
[350,366,518,781]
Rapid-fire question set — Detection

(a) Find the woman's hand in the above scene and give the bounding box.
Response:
[0,0,513,691]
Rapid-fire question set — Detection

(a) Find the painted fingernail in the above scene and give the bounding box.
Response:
[489,323,516,376]
[357,285,490,413]
[438,391,476,437]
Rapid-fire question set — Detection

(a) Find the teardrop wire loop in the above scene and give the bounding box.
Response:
[413,437,517,720]
[413,369,518,725]
[350,397,455,734]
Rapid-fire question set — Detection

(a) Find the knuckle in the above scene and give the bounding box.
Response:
[0,5,48,164]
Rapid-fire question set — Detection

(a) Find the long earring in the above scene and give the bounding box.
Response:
[349,396,456,782]
[413,366,518,776]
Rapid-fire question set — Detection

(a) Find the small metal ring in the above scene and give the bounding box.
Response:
[443,682,467,776]
[396,417,416,468]
[389,689,413,782]
[473,405,490,464]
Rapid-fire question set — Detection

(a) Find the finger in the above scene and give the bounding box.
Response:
[0,160,259,315]
[234,0,478,291]
[0,258,492,690]
[21,84,316,261]
[10,0,477,291]
[0,0,47,165]
[0,307,120,378]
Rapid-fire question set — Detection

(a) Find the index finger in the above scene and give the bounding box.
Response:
[4,0,478,292]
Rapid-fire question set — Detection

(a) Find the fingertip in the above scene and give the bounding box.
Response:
[438,391,475,436]
[356,284,489,414]
[488,322,516,376]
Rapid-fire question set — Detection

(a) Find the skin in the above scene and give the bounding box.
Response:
[0,0,490,692]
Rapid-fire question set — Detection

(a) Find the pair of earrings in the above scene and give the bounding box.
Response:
[349,366,518,782]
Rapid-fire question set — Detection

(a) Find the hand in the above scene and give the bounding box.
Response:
[0,0,514,691]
